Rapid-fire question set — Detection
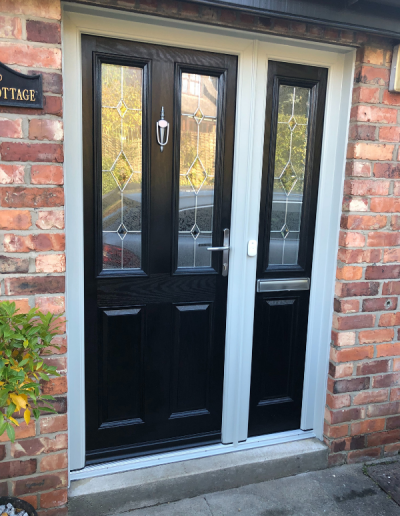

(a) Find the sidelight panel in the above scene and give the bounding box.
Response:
[269,85,310,266]
[101,63,143,270]
[178,73,219,268]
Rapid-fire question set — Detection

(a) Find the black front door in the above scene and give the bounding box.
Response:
[248,61,328,437]
[82,35,237,464]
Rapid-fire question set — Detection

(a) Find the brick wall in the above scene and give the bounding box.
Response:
[0,1,67,514]
[325,43,400,465]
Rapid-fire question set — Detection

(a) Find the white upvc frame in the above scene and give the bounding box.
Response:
[63,3,355,475]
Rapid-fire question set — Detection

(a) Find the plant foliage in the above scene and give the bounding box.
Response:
[0,301,61,441]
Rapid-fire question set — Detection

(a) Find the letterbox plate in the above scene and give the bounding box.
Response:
[0,61,43,109]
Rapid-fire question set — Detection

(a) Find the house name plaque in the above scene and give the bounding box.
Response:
[0,61,43,109]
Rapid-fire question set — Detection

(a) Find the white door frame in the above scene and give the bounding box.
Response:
[63,2,355,476]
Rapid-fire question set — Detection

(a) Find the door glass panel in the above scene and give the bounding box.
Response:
[101,63,143,270]
[178,73,218,268]
[269,85,310,266]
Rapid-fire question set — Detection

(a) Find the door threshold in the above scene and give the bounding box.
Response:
[70,428,315,481]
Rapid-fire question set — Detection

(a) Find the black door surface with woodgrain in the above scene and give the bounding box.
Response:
[248,61,328,437]
[82,35,237,464]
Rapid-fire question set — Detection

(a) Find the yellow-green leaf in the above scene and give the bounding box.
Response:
[23,340,29,348]
[8,417,19,426]
[24,408,30,425]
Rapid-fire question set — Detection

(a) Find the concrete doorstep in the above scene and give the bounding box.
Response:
[68,438,328,516]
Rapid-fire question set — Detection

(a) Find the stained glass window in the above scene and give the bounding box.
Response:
[178,73,219,268]
[101,63,143,270]
[269,85,310,266]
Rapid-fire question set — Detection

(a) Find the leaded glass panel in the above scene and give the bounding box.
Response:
[178,73,218,268]
[101,63,143,270]
[269,85,310,266]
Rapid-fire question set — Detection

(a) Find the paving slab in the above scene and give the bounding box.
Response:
[366,460,400,506]
[114,461,400,516]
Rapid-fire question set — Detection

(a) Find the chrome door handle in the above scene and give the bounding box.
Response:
[207,228,230,277]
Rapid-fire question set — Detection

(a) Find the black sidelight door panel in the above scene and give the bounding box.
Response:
[248,61,328,437]
[82,35,237,464]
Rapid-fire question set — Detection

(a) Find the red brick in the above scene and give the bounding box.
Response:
[31,71,62,94]
[367,232,400,247]
[349,124,376,141]
[40,415,67,435]
[0,142,63,162]
[384,443,400,456]
[359,329,394,344]
[330,435,365,453]
[383,90,400,105]
[13,471,67,496]
[336,266,363,280]
[40,452,68,473]
[329,362,354,379]
[353,390,388,405]
[0,186,64,208]
[0,117,22,138]
[324,421,349,439]
[4,233,65,252]
[377,343,400,357]
[347,447,381,463]
[36,210,64,230]
[43,357,67,376]
[0,255,29,273]
[352,86,380,104]
[331,346,374,363]
[13,299,31,314]
[391,214,400,230]
[333,377,370,393]
[372,373,400,388]
[356,65,389,85]
[362,47,384,65]
[367,429,400,447]
[26,20,61,44]
[47,336,67,356]
[335,282,379,298]
[332,314,375,331]
[40,487,67,508]
[390,387,400,401]
[387,416,400,430]
[334,298,359,314]
[350,105,397,124]
[0,164,24,184]
[19,495,37,509]
[379,313,400,326]
[0,210,31,230]
[36,254,65,273]
[41,377,67,396]
[383,281,400,294]
[371,198,400,213]
[374,163,400,178]
[12,434,67,459]
[0,420,35,442]
[356,360,390,376]
[0,0,61,19]
[348,142,394,161]
[346,161,371,177]
[362,297,397,312]
[4,276,65,296]
[35,296,65,315]
[342,196,369,212]
[328,453,346,467]
[365,264,400,279]
[326,393,351,409]
[341,214,386,230]
[31,165,63,185]
[0,42,61,68]
[29,120,63,142]
[0,15,22,39]
[367,401,400,417]
[338,231,365,247]
[331,331,356,347]
[0,459,36,480]
[344,180,390,196]
[395,359,400,372]
[384,248,400,262]
[379,126,400,142]
[328,407,365,424]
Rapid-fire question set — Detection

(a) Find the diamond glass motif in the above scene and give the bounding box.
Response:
[268,85,311,266]
[178,74,219,267]
[101,63,143,270]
